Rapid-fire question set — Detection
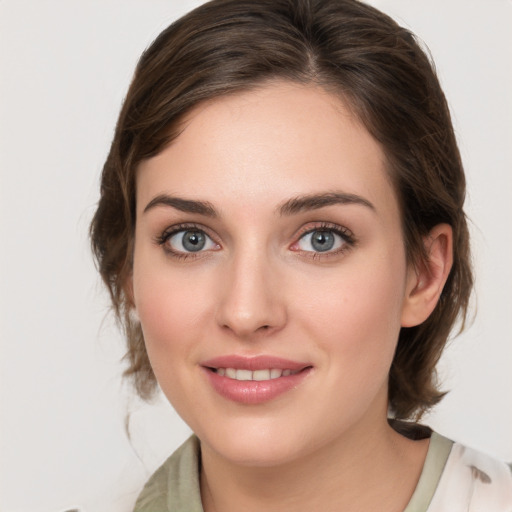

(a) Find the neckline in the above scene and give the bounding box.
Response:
[402,430,454,511]
[134,427,454,512]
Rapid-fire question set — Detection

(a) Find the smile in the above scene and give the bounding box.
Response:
[201,355,312,404]
[213,368,301,381]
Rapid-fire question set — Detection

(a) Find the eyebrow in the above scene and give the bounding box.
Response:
[143,191,375,217]
[143,194,217,217]
[278,192,375,216]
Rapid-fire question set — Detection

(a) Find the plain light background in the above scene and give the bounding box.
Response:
[1,1,511,511]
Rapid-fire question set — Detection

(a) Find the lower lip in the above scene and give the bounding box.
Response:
[202,367,312,405]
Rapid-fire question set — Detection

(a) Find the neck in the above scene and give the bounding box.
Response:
[200,413,429,512]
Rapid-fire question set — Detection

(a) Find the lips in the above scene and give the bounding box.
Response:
[215,368,300,380]
[201,355,312,404]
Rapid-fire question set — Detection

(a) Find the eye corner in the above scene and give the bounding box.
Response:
[155,223,221,259]
[290,222,356,259]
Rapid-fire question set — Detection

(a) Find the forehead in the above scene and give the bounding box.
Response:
[136,81,398,219]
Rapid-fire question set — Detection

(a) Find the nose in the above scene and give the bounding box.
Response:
[215,249,287,339]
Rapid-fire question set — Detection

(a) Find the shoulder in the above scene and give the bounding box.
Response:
[133,435,203,512]
[428,437,512,511]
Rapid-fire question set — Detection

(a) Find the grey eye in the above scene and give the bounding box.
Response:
[310,231,335,252]
[182,231,206,252]
[297,229,345,253]
[168,230,216,253]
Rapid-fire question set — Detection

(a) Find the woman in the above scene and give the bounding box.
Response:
[90,0,512,510]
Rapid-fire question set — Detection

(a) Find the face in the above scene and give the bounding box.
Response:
[132,82,418,467]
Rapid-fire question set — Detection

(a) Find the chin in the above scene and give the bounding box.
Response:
[208,438,301,468]
[197,418,311,467]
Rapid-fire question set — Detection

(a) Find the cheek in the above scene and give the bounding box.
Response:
[295,253,407,375]
[133,269,211,423]
[132,261,211,372]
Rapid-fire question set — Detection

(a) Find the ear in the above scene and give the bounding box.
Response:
[401,223,453,327]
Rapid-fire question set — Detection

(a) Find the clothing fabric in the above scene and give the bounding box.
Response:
[133,429,512,511]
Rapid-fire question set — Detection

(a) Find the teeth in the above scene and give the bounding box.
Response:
[253,369,270,381]
[215,368,299,381]
[236,369,252,381]
[226,368,237,379]
[270,369,282,379]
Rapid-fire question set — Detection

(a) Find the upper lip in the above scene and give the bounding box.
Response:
[201,355,311,371]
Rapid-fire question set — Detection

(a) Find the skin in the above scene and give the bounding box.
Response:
[131,81,453,512]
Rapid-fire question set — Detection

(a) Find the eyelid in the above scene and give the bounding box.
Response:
[154,221,355,260]
[293,221,355,242]
[289,221,356,257]
[155,222,221,257]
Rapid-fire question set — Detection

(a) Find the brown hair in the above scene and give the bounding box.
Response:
[90,0,473,419]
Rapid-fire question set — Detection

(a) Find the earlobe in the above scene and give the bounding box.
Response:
[401,224,453,327]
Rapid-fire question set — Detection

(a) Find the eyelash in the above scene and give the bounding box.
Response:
[155,223,219,260]
[291,222,356,260]
[154,221,356,261]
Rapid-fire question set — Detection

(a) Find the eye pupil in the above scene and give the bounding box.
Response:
[311,231,335,252]
[182,231,206,252]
